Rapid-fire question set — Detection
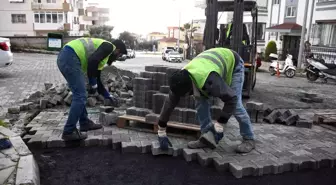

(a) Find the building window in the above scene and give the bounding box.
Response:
[286,6,296,17]
[34,12,64,23]
[256,23,266,40]
[273,0,280,4]
[46,0,56,3]
[11,14,26,23]
[317,23,336,47]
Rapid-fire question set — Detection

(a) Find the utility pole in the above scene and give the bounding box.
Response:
[297,0,310,70]
[190,19,194,58]
[306,0,316,42]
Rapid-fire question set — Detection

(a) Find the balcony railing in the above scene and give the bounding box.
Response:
[83,16,99,21]
[31,2,72,11]
[33,23,67,31]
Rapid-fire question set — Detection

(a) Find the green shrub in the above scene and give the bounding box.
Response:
[265,41,277,62]
[0,120,8,128]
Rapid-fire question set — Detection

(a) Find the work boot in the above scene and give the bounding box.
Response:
[62,129,87,141]
[187,138,207,149]
[235,139,255,153]
[200,131,218,149]
[80,119,102,132]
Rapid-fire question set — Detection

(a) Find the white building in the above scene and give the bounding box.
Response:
[266,0,336,61]
[0,0,110,37]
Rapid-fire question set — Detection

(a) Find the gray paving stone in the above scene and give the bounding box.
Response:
[121,141,142,153]
[0,166,15,185]
[229,160,258,178]
[0,157,16,170]
[141,140,152,153]
[182,148,205,162]
[172,144,187,157]
[0,146,20,162]
[197,152,222,167]
[251,158,280,176]
[296,119,313,128]
[16,154,40,185]
[87,97,97,107]
[213,156,238,172]
[290,155,317,171]
[9,136,31,156]
[111,134,122,149]
[84,135,102,147]
[0,126,19,137]
[102,135,113,146]
[99,106,114,113]
[8,106,20,114]
[151,141,173,156]
[309,153,335,168]
[47,136,65,148]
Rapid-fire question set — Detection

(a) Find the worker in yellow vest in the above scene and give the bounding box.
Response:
[157,48,255,153]
[225,23,250,46]
[57,37,127,141]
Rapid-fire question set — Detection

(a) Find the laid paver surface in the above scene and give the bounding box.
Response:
[24,109,336,178]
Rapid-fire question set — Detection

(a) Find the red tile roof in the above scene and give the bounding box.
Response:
[267,23,302,30]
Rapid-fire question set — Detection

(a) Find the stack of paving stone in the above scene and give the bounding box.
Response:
[246,101,313,128]
[126,65,222,126]
[299,92,323,103]
[7,73,135,115]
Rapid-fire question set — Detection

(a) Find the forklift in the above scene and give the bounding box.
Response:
[203,0,258,98]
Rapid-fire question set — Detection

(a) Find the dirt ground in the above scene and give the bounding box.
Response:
[33,147,336,185]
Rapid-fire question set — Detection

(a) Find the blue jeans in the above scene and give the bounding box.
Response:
[57,46,89,134]
[195,59,255,140]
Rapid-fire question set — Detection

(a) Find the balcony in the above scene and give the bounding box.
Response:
[86,6,99,12]
[33,23,65,31]
[31,2,72,11]
[63,23,71,31]
[80,24,85,31]
[99,17,110,22]
[98,8,109,13]
[83,16,99,21]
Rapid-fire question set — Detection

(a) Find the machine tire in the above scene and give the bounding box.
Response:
[252,73,256,90]
[285,69,295,78]
[269,67,276,76]
[306,71,319,82]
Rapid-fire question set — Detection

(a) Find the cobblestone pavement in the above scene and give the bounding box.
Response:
[23,109,336,178]
[1,53,336,110]
[0,53,64,108]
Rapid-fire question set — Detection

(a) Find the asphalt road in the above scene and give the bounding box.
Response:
[0,52,335,110]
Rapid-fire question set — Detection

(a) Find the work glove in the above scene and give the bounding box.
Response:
[104,94,120,107]
[88,78,98,96]
[157,125,172,150]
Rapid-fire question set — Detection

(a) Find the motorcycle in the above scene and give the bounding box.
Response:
[268,53,296,78]
[305,55,336,83]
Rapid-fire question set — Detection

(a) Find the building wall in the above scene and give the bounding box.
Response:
[313,0,336,22]
[158,41,185,52]
[0,0,35,36]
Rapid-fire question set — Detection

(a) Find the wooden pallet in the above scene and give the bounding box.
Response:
[116,115,201,136]
[313,113,336,129]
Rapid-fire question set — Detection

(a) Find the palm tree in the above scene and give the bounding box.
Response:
[180,23,199,59]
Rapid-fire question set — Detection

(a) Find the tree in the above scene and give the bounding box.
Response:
[180,23,200,59]
[119,31,137,49]
[89,25,114,41]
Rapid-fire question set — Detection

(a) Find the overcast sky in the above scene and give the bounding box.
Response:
[98,0,205,37]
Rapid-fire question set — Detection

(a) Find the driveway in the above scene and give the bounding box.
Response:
[0,52,335,110]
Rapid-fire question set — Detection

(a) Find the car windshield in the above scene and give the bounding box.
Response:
[169,52,180,55]
[165,49,173,53]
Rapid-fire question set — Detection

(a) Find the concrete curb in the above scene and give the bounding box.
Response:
[0,126,40,185]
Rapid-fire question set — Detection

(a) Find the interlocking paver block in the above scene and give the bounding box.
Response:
[229,160,258,178]
[16,154,40,185]
[197,152,222,167]
[151,141,173,156]
[121,141,142,153]
[183,148,205,162]
[213,156,238,172]
[9,136,31,156]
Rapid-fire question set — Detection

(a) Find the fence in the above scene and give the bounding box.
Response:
[7,36,82,50]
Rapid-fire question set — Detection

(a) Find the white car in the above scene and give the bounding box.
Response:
[0,37,13,68]
[162,49,173,61]
[167,51,183,63]
[126,49,135,58]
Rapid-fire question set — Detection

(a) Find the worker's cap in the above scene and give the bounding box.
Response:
[112,39,127,55]
[168,69,192,96]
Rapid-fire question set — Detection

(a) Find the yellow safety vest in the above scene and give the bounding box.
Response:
[65,38,116,73]
[183,48,236,97]
[226,23,247,45]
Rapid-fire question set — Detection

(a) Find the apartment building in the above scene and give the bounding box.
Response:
[78,0,110,31]
[147,32,166,42]
[0,0,110,37]
[266,0,336,61]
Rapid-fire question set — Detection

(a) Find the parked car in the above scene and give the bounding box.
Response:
[162,49,173,61]
[117,54,127,61]
[0,37,13,68]
[167,51,183,63]
[127,49,136,58]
